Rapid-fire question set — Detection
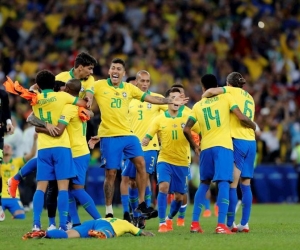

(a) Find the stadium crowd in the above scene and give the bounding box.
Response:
[0,0,300,218]
[1,0,300,165]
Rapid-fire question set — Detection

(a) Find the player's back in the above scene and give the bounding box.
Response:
[94,79,146,137]
[32,91,77,149]
[58,104,89,158]
[191,94,236,151]
[100,218,140,237]
[129,91,167,151]
[224,86,255,140]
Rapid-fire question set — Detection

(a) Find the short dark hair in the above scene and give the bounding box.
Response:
[226,72,246,88]
[111,58,125,69]
[126,76,136,82]
[201,74,218,90]
[171,84,184,90]
[53,80,65,92]
[165,87,181,97]
[36,70,55,90]
[66,79,82,94]
[74,52,97,68]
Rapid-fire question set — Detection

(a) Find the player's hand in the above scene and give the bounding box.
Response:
[6,124,14,135]
[88,136,100,149]
[33,133,38,140]
[84,96,92,109]
[29,83,39,92]
[172,95,189,106]
[46,123,60,137]
[141,231,155,237]
[141,137,150,147]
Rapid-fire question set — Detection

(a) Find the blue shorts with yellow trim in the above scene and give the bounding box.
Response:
[200,146,234,182]
[157,162,189,194]
[122,150,158,178]
[72,154,90,185]
[100,136,144,170]
[37,147,76,181]
[233,138,256,178]
[73,219,115,238]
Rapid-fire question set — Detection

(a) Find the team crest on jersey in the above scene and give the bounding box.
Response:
[122,92,127,97]
[147,103,152,109]
[172,124,178,128]
[181,123,185,128]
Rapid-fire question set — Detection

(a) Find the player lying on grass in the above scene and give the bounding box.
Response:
[23,217,154,240]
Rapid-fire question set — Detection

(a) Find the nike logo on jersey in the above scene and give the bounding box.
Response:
[162,126,167,129]
[103,92,109,94]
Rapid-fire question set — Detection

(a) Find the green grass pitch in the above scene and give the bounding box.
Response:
[0,204,299,250]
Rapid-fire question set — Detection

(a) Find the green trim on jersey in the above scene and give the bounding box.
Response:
[146,134,153,140]
[58,120,68,125]
[72,97,79,105]
[107,78,124,88]
[230,105,238,111]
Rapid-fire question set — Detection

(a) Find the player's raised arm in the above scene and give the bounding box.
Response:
[202,87,224,98]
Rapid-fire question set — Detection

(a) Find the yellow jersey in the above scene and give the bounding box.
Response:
[32,90,78,150]
[58,104,90,158]
[223,86,255,141]
[1,157,26,198]
[101,218,141,237]
[190,94,237,151]
[94,79,147,137]
[55,69,95,99]
[146,108,200,167]
[129,90,167,151]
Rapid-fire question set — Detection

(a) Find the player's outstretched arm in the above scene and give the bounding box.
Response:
[202,87,224,98]
[231,107,256,130]
[140,231,155,236]
[183,118,200,155]
[144,94,189,106]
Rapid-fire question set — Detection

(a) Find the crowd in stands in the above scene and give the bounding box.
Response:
[1,0,300,165]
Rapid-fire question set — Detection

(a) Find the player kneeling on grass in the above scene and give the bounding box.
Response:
[23,218,154,240]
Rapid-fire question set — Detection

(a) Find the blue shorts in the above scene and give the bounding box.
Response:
[37,147,76,181]
[157,162,189,194]
[233,138,256,178]
[2,198,24,215]
[122,150,158,178]
[73,219,115,238]
[72,154,90,185]
[200,146,234,182]
[188,167,191,181]
[100,136,144,170]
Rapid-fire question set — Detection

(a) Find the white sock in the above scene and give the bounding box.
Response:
[106,205,113,215]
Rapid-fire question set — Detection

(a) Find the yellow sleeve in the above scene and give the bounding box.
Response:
[226,93,238,111]
[130,84,147,102]
[85,76,95,94]
[63,92,78,105]
[124,220,142,236]
[58,105,77,125]
[189,106,198,122]
[15,157,26,169]
[145,116,160,139]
